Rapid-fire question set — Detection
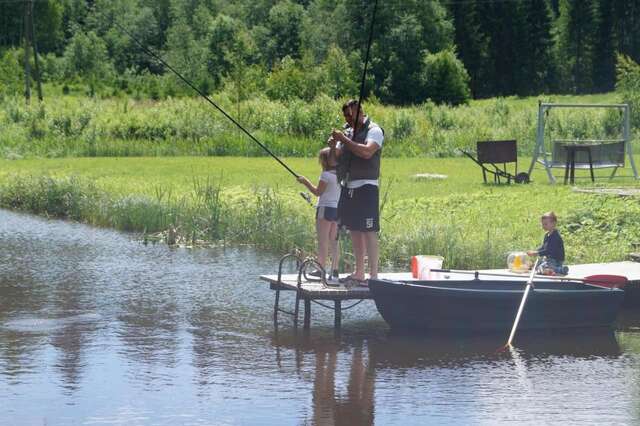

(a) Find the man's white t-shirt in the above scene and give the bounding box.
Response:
[317,170,341,208]
[342,125,384,189]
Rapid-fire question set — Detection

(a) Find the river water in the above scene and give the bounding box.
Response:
[1,209,640,425]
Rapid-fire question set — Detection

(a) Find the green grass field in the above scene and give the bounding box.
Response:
[1,155,639,270]
[1,87,638,270]
[2,89,636,159]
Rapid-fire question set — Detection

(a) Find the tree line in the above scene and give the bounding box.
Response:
[1,0,639,105]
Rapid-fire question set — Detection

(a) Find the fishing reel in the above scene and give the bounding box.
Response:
[299,192,312,206]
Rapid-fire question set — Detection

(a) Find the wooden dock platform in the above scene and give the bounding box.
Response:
[259,271,409,329]
[260,261,640,329]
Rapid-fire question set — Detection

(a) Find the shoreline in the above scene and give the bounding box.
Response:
[1,157,638,270]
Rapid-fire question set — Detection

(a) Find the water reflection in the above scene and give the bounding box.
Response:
[272,330,375,425]
[369,330,621,368]
[188,303,224,389]
[0,330,44,385]
[117,298,180,366]
[2,208,640,425]
[0,214,103,391]
[51,315,100,393]
[269,328,628,425]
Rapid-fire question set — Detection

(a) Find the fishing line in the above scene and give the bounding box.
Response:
[352,0,379,135]
[112,21,300,179]
[341,0,379,187]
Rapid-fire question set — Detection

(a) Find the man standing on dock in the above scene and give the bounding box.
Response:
[329,99,384,285]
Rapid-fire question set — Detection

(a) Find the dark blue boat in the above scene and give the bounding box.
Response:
[368,278,625,333]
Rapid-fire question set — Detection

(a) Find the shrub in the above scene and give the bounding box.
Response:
[0,48,23,98]
[266,56,328,101]
[421,49,471,106]
[265,56,307,101]
[616,54,640,130]
[391,111,415,139]
[62,29,115,95]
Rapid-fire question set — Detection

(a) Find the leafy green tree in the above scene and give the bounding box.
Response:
[421,49,470,106]
[34,1,65,53]
[0,3,25,48]
[0,0,64,53]
[61,0,89,41]
[208,14,255,88]
[86,0,161,74]
[448,2,490,97]
[145,0,172,47]
[165,10,212,94]
[192,3,215,41]
[265,56,306,100]
[300,0,343,62]
[266,55,327,101]
[321,45,358,99]
[615,54,640,128]
[62,29,115,94]
[225,0,277,25]
[518,0,555,95]
[0,48,24,97]
[265,0,305,65]
[557,0,598,93]
[593,0,616,92]
[370,0,454,104]
[478,1,527,96]
[377,14,428,104]
[616,54,640,93]
[612,0,640,62]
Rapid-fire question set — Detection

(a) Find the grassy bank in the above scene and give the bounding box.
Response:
[1,156,639,270]
[1,90,634,159]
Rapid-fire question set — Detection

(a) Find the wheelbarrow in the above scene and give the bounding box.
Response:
[462,140,530,184]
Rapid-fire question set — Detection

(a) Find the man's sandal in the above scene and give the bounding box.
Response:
[338,275,368,287]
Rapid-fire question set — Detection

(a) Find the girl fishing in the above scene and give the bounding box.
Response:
[297,147,341,282]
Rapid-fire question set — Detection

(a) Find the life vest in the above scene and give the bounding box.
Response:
[336,118,384,184]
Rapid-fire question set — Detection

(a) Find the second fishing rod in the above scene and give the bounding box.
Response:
[113,21,299,181]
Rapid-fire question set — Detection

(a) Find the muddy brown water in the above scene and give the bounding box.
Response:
[1,209,640,425]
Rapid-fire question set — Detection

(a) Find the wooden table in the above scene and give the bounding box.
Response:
[563,143,595,184]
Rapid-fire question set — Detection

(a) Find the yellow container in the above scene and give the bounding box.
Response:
[507,252,530,273]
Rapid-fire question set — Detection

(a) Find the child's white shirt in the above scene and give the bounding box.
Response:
[317,171,341,208]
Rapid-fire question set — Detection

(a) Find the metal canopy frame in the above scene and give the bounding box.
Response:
[528,102,638,183]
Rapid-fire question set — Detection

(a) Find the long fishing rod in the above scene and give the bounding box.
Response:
[352,0,379,134]
[340,0,378,185]
[113,21,299,178]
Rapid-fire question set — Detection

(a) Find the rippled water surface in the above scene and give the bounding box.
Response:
[2,209,640,425]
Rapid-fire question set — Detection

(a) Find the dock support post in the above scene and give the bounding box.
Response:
[293,294,300,327]
[334,301,341,328]
[273,289,280,321]
[304,298,311,329]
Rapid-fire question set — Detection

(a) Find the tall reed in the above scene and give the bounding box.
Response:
[1,173,637,270]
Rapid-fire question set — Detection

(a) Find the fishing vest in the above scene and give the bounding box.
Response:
[337,118,384,183]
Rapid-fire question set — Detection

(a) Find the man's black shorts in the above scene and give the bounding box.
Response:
[338,184,379,232]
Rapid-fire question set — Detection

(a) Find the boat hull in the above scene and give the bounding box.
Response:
[369,279,625,333]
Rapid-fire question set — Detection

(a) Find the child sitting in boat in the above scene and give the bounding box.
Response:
[296,147,341,282]
[527,211,569,275]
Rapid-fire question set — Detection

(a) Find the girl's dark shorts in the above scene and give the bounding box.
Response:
[316,206,338,222]
[338,184,379,232]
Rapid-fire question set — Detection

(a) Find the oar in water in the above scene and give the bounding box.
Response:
[431,268,628,289]
[504,258,540,348]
